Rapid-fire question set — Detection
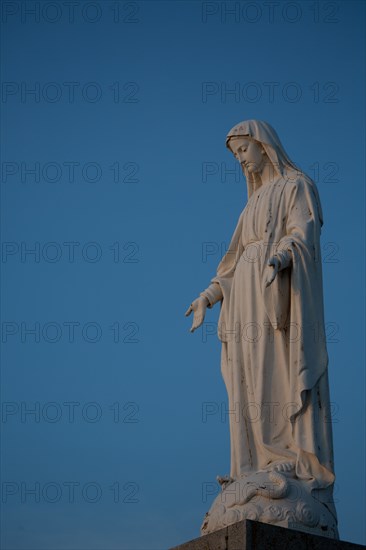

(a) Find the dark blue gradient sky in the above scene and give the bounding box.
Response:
[1,1,365,548]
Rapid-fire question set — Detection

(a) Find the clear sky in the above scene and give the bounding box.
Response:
[1,1,365,548]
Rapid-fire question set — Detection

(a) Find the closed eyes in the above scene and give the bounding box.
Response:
[234,148,247,158]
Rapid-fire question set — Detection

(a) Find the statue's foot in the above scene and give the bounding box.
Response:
[216,475,234,490]
[272,461,295,473]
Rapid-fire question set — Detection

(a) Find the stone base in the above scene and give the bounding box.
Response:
[200,468,338,539]
[170,519,365,550]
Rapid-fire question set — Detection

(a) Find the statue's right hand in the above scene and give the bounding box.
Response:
[185,296,209,333]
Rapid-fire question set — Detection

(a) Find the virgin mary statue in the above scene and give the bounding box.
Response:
[186,120,338,538]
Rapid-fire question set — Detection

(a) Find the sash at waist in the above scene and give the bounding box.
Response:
[240,239,265,264]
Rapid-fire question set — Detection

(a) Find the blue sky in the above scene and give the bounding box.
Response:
[1,1,365,548]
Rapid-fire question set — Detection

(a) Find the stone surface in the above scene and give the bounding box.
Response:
[200,470,338,539]
[185,120,338,537]
[170,520,365,550]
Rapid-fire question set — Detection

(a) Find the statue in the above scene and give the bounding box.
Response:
[185,120,338,538]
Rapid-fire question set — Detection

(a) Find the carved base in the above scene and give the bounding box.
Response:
[201,467,338,540]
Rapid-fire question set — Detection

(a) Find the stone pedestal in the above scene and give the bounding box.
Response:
[170,520,365,550]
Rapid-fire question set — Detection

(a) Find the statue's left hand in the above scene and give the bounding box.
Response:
[185,296,208,333]
[265,256,280,287]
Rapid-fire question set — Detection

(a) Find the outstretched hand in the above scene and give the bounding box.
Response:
[185,296,209,333]
[265,256,280,287]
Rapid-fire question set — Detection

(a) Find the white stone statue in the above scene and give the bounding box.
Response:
[185,120,338,538]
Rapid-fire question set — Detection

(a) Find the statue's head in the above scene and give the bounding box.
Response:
[225,119,323,225]
[227,136,268,177]
[226,119,299,196]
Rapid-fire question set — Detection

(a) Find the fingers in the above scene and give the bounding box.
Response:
[265,270,277,287]
[268,271,276,285]
[190,314,204,333]
[186,298,206,332]
[267,257,277,267]
[190,323,200,333]
[185,305,193,317]
[265,256,280,288]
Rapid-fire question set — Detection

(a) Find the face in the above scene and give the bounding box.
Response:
[228,137,265,174]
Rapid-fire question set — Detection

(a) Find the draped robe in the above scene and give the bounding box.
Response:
[202,173,336,505]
